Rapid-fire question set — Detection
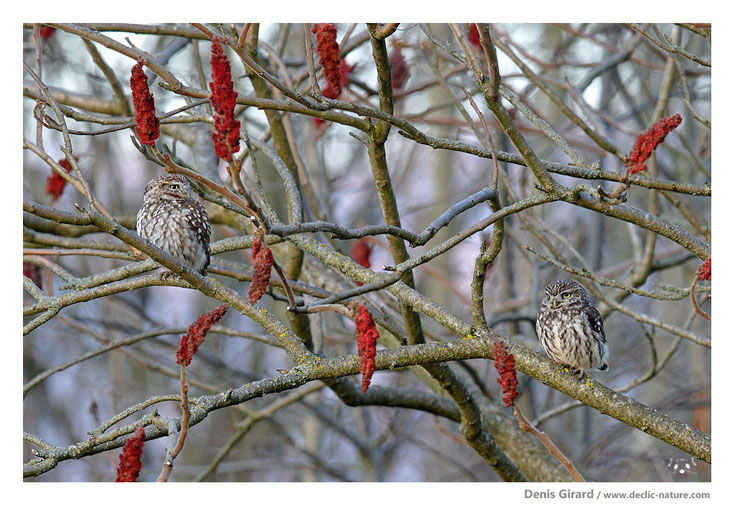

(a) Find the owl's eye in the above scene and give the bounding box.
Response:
[562,292,571,299]
[168,184,180,190]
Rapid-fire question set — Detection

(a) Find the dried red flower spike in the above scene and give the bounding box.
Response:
[115,427,146,482]
[313,60,353,127]
[321,59,353,99]
[624,113,682,176]
[23,262,43,289]
[252,236,262,259]
[696,258,711,281]
[45,158,74,202]
[130,60,160,146]
[492,340,518,407]
[389,47,410,90]
[176,304,229,366]
[248,244,274,304]
[350,238,372,287]
[351,239,372,269]
[312,23,343,97]
[338,60,353,88]
[350,238,372,286]
[210,37,241,161]
[39,26,55,40]
[469,24,481,48]
[321,84,339,101]
[355,305,379,394]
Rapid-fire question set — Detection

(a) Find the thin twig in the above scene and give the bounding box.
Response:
[270,257,298,310]
[295,303,355,319]
[372,23,400,40]
[237,23,251,48]
[690,275,710,323]
[157,363,191,482]
[629,23,711,67]
[22,62,103,215]
[476,23,501,100]
[32,24,44,149]
[461,88,500,189]
[304,23,321,97]
[513,404,585,482]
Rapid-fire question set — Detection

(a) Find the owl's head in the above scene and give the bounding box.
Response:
[143,174,191,202]
[541,279,590,310]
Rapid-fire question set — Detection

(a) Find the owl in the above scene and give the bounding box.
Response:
[535,280,609,378]
[136,174,211,275]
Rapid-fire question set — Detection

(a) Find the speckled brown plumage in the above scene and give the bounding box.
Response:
[536,280,609,378]
[136,174,210,274]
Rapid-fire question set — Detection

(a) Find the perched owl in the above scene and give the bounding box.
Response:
[535,280,609,378]
[136,174,211,275]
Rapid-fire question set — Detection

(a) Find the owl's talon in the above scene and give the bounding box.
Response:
[558,364,586,379]
[159,270,179,281]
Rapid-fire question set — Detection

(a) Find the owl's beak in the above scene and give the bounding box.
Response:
[551,300,557,309]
